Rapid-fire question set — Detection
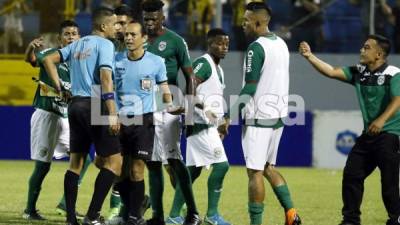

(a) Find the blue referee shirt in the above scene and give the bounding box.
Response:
[59,35,115,97]
[115,51,167,116]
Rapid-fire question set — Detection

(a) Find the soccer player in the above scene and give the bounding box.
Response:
[300,36,400,225]
[221,2,301,225]
[22,20,92,221]
[142,1,201,225]
[43,8,122,225]
[166,28,231,225]
[114,20,183,225]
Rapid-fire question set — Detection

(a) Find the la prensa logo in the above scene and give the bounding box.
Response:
[336,130,357,155]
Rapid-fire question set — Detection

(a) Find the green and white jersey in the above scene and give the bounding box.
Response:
[32,48,71,117]
[193,53,225,124]
[242,33,289,121]
[342,63,400,135]
[145,28,192,85]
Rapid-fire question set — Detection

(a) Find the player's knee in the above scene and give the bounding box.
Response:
[130,160,145,181]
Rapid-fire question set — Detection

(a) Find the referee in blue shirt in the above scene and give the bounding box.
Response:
[43,8,122,225]
[114,20,183,225]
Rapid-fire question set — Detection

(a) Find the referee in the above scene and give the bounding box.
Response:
[43,8,122,225]
[300,35,400,225]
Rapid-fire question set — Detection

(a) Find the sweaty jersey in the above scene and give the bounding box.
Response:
[243,33,289,121]
[342,63,400,135]
[59,35,115,97]
[114,51,167,116]
[32,48,71,117]
[145,28,192,85]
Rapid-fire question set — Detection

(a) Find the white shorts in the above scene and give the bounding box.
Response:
[30,109,70,162]
[151,111,182,162]
[186,127,227,167]
[242,126,283,170]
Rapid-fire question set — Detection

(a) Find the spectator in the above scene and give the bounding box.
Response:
[288,0,324,52]
[186,0,215,50]
[349,0,393,40]
[99,0,122,10]
[391,0,400,53]
[1,0,29,54]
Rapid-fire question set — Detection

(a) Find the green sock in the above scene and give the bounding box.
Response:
[273,184,294,211]
[148,162,164,219]
[169,166,202,218]
[26,161,51,212]
[110,187,121,208]
[168,159,198,215]
[58,154,92,208]
[207,162,229,217]
[248,202,264,225]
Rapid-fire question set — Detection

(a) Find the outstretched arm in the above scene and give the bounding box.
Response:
[299,41,348,81]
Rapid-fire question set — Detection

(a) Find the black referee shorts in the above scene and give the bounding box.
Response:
[68,97,120,157]
[119,113,154,161]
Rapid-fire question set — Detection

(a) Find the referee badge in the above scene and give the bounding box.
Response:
[377,75,385,85]
[141,77,153,91]
[159,41,167,51]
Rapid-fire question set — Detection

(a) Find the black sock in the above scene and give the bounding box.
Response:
[116,178,130,220]
[129,180,145,218]
[64,170,79,223]
[87,168,116,220]
[168,159,198,215]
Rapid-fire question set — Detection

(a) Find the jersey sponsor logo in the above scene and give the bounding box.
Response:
[246,50,254,73]
[377,75,385,85]
[336,130,357,155]
[73,48,92,60]
[158,41,167,51]
[193,62,203,74]
[116,67,126,74]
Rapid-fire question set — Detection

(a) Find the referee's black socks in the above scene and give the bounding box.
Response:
[64,170,79,223]
[87,168,116,220]
[129,180,145,218]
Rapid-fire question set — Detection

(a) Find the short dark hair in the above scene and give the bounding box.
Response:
[129,20,147,35]
[368,34,391,57]
[92,8,115,30]
[246,2,272,16]
[59,20,79,34]
[114,4,133,18]
[142,0,164,12]
[207,28,228,40]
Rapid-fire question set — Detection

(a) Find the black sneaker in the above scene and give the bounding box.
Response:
[22,209,46,220]
[139,195,151,216]
[183,214,202,225]
[126,216,147,225]
[82,216,106,225]
[147,217,165,225]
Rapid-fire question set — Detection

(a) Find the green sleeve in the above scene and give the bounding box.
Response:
[35,48,57,64]
[226,83,257,120]
[341,66,357,84]
[244,42,264,82]
[390,73,400,96]
[175,37,192,68]
[193,57,211,81]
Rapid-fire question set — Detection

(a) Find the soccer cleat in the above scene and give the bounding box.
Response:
[165,216,185,225]
[140,194,151,216]
[183,214,202,225]
[285,208,301,225]
[204,214,231,225]
[82,216,106,225]
[105,216,125,225]
[56,203,85,219]
[107,207,121,220]
[22,209,46,220]
[147,217,166,225]
[125,216,147,225]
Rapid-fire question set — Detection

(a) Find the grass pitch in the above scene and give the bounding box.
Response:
[0,160,386,225]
